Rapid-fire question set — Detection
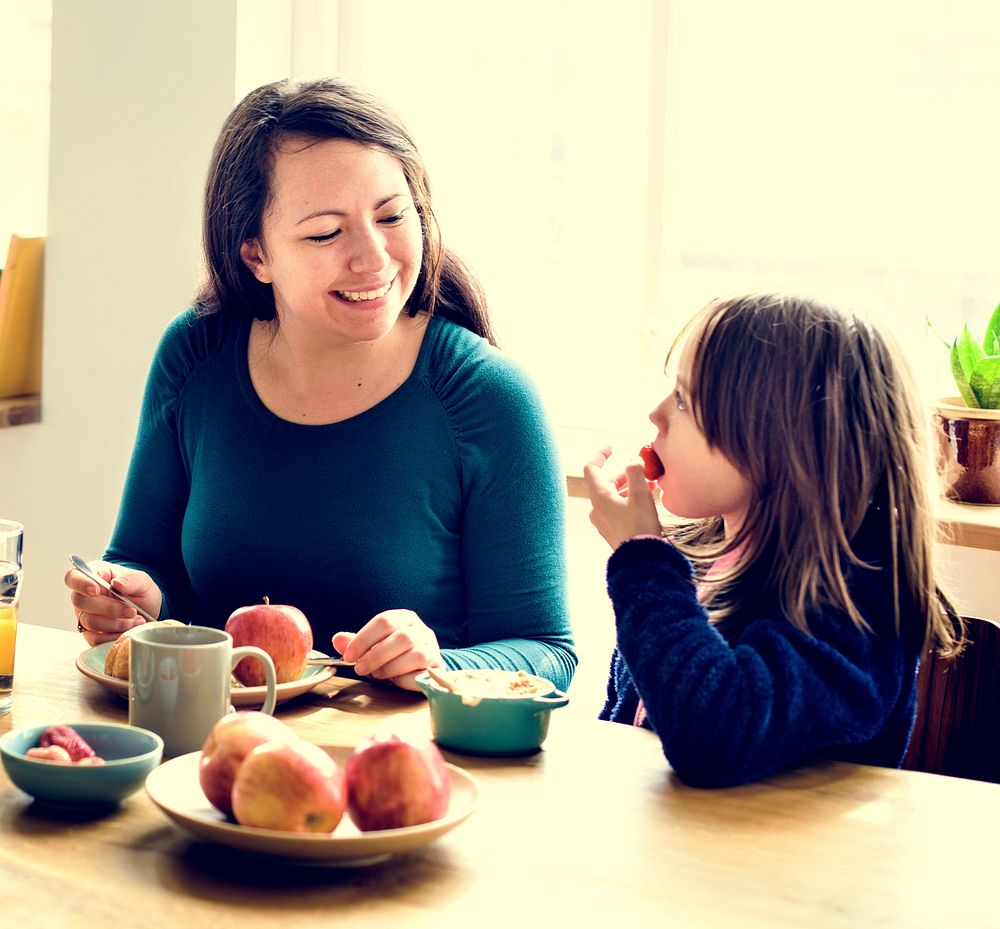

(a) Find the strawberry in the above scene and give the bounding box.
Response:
[39,725,98,762]
[639,444,664,480]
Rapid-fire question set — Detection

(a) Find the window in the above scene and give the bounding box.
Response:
[307,0,665,450]
[0,0,51,251]
[19,2,999,448]
[295,1,1000,467]
[665,0,1000,404]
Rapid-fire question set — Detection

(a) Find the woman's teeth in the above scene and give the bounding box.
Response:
[336,280,393,302]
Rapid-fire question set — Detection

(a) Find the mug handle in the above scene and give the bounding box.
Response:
[231,646,278,714]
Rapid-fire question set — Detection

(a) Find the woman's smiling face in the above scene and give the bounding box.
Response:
[240,136,423,347]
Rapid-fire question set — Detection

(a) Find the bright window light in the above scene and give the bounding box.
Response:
[0,0,51,250]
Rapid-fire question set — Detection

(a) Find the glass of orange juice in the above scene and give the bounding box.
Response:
[0,519,24,715]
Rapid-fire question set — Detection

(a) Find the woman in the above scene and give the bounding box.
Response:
[65,77,576,692]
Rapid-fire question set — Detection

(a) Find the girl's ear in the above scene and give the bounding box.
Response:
[240,238,272,283]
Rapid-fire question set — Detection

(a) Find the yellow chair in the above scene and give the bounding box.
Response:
[0,234,45,400]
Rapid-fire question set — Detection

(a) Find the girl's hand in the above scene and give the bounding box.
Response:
[64,560,163,647]
[583,446,663,549]
[332,609,444,692]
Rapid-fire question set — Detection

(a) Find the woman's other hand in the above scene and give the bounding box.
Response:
[583,446,663,549]
[64,560,163,646]
[332,609,444,691]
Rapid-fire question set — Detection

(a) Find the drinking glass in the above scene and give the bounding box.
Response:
[0,519,24,715]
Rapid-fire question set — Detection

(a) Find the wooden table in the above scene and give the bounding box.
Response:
[2,624,998,929]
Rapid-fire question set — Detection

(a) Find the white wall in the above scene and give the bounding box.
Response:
[938,545,999,622]
[0,1,241,628]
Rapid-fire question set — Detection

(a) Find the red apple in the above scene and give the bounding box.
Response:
[225,596,313,685]
[199,710,295,816]
[230,739,347,833]
[345,734,451,831]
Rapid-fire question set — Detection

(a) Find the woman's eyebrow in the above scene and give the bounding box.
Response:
[295,193,406,225]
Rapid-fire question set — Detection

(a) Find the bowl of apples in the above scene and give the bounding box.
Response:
[144,712,478,866]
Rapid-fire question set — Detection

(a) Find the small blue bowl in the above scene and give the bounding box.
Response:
[0,722,164,807]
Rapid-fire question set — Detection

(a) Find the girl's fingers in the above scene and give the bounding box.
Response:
[625,461,650,495]
[585,447,631,500]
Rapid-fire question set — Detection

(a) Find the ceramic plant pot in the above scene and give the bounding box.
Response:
[931,397,1000,505]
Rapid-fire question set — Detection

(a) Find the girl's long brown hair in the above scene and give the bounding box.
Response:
[669,293,963,657]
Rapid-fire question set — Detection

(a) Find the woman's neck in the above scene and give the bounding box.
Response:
[248,312,429,424]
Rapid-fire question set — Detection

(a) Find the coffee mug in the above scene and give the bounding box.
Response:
[128,624,277,756]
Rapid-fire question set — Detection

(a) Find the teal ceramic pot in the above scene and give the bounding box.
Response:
[0,722,163,807]
[415,671,569,756]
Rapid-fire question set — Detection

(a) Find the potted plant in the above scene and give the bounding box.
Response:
[932,301,1000,505]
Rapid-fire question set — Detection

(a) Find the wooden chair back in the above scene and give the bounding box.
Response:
[902,615,1000,782]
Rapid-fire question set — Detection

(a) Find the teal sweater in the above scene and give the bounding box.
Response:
[105,310,577,690]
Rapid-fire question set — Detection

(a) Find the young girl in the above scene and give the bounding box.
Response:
[584,292,964,788]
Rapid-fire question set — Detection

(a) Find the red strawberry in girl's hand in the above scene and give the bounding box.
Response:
[639,444,664,480]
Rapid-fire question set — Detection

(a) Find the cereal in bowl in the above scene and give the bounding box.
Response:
[441,669,554,700]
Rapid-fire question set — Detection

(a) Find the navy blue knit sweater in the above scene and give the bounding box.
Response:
[600,535,920,788]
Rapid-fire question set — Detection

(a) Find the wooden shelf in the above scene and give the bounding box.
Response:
[0,393,40,427]
[936,497,1000,552]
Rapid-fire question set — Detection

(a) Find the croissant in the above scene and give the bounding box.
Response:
[103,619,185,680]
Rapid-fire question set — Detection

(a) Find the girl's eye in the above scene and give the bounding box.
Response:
[306,230,341,243]
[674,390,687,411]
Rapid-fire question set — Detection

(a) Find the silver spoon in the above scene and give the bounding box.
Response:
[306,657,358,668]
[424,666,457,692]
[69,554,160,624]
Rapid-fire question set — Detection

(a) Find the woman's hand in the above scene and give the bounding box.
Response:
[332,609,444,692]
[64,560,163,647]
[583,446,663,549]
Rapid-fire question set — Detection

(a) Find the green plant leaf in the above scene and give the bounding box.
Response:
[951,325,985,407]
[983,300,1000,355]
[969,356,1000,409]
[925,314,951,349]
